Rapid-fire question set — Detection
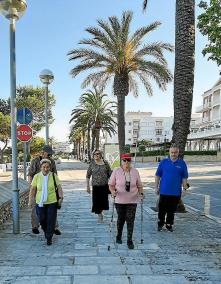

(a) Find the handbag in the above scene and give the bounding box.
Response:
[52,172,61,209]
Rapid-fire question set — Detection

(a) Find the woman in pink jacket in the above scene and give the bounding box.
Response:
[108,153,144,249]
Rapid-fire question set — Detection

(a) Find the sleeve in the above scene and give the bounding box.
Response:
[105,160,112,178]
[31,174,38,187]
[86,163,92,179]
[155,161,163,177]
[136,170,143,188]
[54,173,61,186]
[27,159,36,178]
[108,169,117,186]
[182,161,188,179]
[51,159,57,174]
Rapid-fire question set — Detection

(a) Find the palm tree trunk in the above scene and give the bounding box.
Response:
[172,0,195,157]
[95,129,100,149]
[172,0,195,212]
[87,123,91,161]
[113,73,129,155]
[91,128,96,151]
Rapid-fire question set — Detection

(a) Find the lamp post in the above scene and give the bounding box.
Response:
[39,69,54,145]
[0,0,27,234]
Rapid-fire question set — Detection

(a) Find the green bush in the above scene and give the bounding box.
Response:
[136,150,217,157]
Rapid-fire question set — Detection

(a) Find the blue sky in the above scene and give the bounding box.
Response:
[0,0,219,142]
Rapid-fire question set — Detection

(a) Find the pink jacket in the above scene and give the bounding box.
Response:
[108,167,143,204]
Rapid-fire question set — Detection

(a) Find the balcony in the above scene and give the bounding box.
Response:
[188,126,221,140]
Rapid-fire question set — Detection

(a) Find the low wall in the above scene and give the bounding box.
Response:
[0,178,29,225]
[135,152,221,163]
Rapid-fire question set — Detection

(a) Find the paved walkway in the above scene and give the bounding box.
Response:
[0,163,221,283]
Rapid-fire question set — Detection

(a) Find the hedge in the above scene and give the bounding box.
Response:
[134,150,217,157]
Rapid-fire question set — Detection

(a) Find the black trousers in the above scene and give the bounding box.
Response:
[158,195,180,226]
[115,203,137,241]
[36,203,57,240]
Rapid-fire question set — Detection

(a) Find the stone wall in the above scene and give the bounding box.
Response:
[0,179,30,225]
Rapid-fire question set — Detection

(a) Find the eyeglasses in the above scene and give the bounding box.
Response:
[122,159,131,162]
[94,152,101,156]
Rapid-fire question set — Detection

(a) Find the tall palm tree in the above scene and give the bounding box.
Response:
[67,11,173,154]
[70,88,117,156]
[143,0,195,157]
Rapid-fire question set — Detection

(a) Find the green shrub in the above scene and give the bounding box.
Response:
[135,150,217,157]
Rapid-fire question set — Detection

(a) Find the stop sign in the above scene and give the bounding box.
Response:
[17,124,33,142]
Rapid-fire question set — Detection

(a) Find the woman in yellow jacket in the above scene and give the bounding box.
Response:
[28,159,63,245]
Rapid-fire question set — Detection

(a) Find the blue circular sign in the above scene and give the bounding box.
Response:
[17,108,33,125]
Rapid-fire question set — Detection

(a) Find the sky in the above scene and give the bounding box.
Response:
[0,0,219,142]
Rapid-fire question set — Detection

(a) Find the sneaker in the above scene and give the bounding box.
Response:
[46,238,52,246]
[32,228,40,234]
[116,237,122,244]
[127,240,134,250]
[166,224,173,232]
[54,228,62,235]
[158,225,163,232]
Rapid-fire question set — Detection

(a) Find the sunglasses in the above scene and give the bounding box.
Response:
[122,158,131,162]
[94,152,101,156]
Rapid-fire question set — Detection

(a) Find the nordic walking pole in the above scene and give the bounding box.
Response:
[108,194,116,251]
[140,197,144,244]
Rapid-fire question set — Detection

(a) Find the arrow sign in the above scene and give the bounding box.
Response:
[17,107,33,125]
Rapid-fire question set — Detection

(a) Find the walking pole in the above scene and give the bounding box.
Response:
[108,195,115,251]
[140,197,144,244]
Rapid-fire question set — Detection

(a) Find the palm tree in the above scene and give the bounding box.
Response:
[143,0,195,157]
[67,11,173,155]
[69,88,117,157]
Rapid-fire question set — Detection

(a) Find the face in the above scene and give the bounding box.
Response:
[42,151,50,159]
[41,162,51,175]
[169,147,179,161]
[121,158,131,168]
[93,151,101,160]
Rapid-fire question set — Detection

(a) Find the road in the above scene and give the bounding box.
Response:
[57,159,221,221]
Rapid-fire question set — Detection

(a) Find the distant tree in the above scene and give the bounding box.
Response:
[16,86,55,132]
[0,99,10,115]
[0,112,11,163]
[198,0,221,66]
[68,11,173,155]
[70,88,117,153]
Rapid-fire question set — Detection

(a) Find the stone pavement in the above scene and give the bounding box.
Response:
[0,164,221,283]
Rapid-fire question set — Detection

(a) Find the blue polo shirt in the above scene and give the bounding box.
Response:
[155,158,188,196]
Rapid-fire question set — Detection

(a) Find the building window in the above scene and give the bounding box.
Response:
[156,129,162,135]
[128,130,131,134]
[128,122,132,126]
[156,121,163,126]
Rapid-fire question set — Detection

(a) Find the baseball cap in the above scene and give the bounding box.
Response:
[42,145,55,155]
[120,153,131,160]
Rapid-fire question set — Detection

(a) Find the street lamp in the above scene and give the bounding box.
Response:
[0,0,27,234]
[39,69,54,145]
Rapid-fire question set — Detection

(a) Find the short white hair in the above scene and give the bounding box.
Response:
[40,158,51,166]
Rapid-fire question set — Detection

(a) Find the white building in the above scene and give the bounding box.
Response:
[188,77,221,150]
[53,142,72,154]
[105,111,173,145]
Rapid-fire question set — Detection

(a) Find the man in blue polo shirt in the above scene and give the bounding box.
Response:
[155,145,189,232]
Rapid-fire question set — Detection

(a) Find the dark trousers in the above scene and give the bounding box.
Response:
[36,203,57,240]
[158,195,180,226]
[115,203,137,242]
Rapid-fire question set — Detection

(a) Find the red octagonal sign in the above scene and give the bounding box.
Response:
[17,124,33,142]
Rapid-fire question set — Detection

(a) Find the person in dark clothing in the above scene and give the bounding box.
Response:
[86,149,112,223]
[155,145,189,232]
[27,145,61,235]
